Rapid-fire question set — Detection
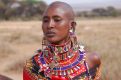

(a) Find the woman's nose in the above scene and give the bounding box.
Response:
[48,20,55,28]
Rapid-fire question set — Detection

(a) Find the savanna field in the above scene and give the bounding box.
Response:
[0,18,121,80]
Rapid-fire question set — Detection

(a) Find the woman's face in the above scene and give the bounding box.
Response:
[42,6,71,44]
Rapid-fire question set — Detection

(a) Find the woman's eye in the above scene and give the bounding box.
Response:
[54,18,61,22]
[42,17,49,22]
[43,19,49,22]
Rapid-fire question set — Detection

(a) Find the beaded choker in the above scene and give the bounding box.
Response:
[48,39,72,54]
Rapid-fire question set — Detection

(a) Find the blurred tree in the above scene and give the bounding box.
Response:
[24,0,47,17]
[0,1,5,19]
[107,6,118,17]
[76,6,121,18]
[0,0,16,20]
[92,8,108,16]
[0,0,47,20]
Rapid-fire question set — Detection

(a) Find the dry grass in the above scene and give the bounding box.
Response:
[76,19,121,80]
[0,19,121,80]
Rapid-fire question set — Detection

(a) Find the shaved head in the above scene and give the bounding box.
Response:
[44,1,75,20]
[42,1,76,44]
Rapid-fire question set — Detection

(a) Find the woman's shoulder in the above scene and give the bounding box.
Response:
[86,52,101,68]
[24,49,42,69]
[23,49,45,80]
[85,52,101,79]
[78,43,101,67]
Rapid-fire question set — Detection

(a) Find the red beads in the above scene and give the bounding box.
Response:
[51,75,70,80]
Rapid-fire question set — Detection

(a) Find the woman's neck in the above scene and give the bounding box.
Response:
[50,36,70,45]
[48,37,72,54]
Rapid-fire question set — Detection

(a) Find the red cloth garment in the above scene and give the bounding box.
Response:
[23,43,98,80]
[23,69,32,80]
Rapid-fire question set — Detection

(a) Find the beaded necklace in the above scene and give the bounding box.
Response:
[38,39,92,80]
[43,39,74,69]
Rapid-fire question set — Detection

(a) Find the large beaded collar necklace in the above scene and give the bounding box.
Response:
[43,39,79,64]
[38,38,89,79]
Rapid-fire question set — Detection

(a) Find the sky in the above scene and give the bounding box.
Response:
[43,0,121,11]
[44,0,121,5]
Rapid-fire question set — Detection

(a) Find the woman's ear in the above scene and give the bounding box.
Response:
[71,21,76,27]
[70,21,76,32]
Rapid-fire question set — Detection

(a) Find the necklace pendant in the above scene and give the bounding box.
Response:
[63,70,66,75]
[44,50,48,57]
[67,69,71,75]
[53,55,60,61]
[49,61,55,69]
[61,54,64,60]
[49,61,59,70]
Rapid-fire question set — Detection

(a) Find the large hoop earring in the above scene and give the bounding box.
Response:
[69,28,75,35]
[69,29,73,33]
[69,28,77,46]
[42,37,48,50]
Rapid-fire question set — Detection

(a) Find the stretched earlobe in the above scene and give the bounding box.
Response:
[72,22,76,27]
[69,21,76,33]
[69,21,77,45]
[42,37,49,50]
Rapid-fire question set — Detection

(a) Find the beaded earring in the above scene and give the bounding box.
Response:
[69,29,73,34]
[69,27,77,46]
[42,37,48,50]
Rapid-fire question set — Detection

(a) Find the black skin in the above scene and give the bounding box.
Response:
[42,1,101,79]
[42,1,76,45]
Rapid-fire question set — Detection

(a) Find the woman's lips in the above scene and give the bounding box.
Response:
[46,31,56,37]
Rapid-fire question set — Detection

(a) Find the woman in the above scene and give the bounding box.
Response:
[23,1,101,80]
